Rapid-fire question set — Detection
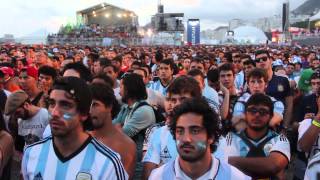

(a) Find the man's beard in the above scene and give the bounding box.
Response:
[178,141,208,163]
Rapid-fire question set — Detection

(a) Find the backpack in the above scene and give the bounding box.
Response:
[131,101,166,124]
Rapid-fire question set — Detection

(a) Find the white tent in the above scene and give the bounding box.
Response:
[310,11,320,21]
[233,26,268,44]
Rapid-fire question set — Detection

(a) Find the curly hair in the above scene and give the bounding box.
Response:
[169,98,221,147]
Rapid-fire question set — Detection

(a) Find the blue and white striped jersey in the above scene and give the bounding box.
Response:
[215,130,291,163]
[22,136,128,180]
[149,155,250,180]
[304,152,320,180]
[143,125,177,165]
[149,80,169,96]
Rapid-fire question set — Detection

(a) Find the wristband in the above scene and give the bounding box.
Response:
[312,120,320,128]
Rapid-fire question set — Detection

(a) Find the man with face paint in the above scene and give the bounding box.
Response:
[149,98,250,180]
[215,93,290,179]
[4,90,49,151]
[21,77,128,180]
[142,76,202,179]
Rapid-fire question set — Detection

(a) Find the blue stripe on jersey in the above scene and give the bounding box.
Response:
[80,143,96,172]
[91,139,125,180]
[34,140,51,176]
[23,146,32,176]
[55,160,70,179]
[98,157,111,179]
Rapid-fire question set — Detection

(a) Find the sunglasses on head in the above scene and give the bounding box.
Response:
[246,107,270,116]
[255,57,268,63]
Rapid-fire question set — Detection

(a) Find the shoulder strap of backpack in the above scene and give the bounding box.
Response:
[130,101,150,117]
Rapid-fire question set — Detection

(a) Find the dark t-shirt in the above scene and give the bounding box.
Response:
[266,73,291,104]
[295,94,318,122]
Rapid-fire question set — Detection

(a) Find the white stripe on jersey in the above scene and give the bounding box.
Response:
[143,125,177,165]
[149,80,168,96]
[22,136,128,180]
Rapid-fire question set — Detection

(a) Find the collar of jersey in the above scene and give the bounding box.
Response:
[52,135,92,163]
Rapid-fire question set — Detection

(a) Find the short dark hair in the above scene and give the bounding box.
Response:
[218,63,235,75]
[160,58,175,70]
[170,98,221,143]
[96,58,110,67]
[191,57,205,66]
[207,68,219,83]
[103,62,119,73]
[122,73,147,101]
[243,59,256,67]
[38,65,58,80]
[245,93,273,116]
[167,76,202,98]
[93,73,114,87]
[255,50,270,58]
[90,83,120,119]
[310,71,320,81]
[63,62,92,82]
[187,68,205,79]
[133,68,148,78]
[247,68,268,83]
[51,76,92,115]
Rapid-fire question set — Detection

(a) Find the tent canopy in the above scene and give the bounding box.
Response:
[233,26,267,44]
[310,11,320,21]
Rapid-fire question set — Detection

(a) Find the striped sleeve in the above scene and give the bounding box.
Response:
[91,139,128,180]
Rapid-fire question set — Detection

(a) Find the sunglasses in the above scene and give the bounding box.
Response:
[246,107,270,116]
[255,57,268,63]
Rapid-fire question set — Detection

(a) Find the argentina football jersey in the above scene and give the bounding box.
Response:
[143,125,177,165]
[149,80,169,96]
[215,130,290,162]
[22,136,128,180]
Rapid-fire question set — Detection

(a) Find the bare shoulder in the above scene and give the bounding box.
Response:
[115,128,136,150]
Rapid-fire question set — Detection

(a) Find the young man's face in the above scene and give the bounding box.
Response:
[103,66,118,82]
[159,63,173,81]
[38,74,54,93]
[167,92,192,110]
[190,62,205,73]
[93,61,102,75]
[248,77,267,94]
[245,104,271,131]
[243,64,255,78]
[90,99,110,130]
[48,89,83,137]
[18,71,37,93]
[219,70,235,89]
[175,113,213,162]
[182,58,191,70]
[255,54,271,70]
[311,78,320,95]
[285,65,294,75]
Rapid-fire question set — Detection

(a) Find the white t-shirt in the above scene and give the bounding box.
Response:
[18,108,49,145]
[298,118,320,160]
[149,155,250,180]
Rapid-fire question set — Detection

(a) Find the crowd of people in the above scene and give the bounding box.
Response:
[0,43,320,179]
[47,23,139,44]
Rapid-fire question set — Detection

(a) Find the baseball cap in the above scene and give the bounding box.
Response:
[0,67,14,76]
[21,66,38,80]
[4,90,29,115]
[298,68,314,93]
[52,76,92,114]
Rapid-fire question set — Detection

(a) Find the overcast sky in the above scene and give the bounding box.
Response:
[0,0,306,37]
